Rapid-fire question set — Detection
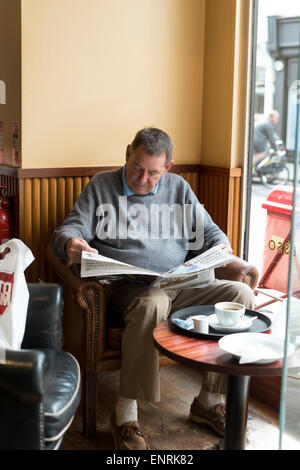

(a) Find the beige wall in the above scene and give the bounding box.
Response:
[230,0,251,169]
[0,0,21,166]
[201,0,236,168]
[1,0,250,170]
[200,0,250,169]
[21,0,205,168]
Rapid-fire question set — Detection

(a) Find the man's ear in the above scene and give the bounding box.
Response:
[125,144,131,162]
[164,160,174,173]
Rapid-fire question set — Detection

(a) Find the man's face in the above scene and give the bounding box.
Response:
[125,145,174,195]
[270,113,279,125]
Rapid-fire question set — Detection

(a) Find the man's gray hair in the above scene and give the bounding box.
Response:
[131,127,173,164]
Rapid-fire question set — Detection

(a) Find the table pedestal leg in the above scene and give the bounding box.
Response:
[223,375,250,450]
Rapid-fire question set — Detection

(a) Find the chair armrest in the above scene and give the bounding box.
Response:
[21,283,64,350]
[46,244,107,359]
[0,349,46,449]
[215,258,259,290]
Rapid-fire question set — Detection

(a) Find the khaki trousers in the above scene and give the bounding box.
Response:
[106,279,255,402]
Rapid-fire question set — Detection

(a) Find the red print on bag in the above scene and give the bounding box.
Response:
[0,272,14,315]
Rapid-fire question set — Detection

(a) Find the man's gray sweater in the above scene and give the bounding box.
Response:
[51,167,229,274]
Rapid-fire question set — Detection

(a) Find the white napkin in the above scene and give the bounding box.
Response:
[238,345,280,364]
[172,318,194,330]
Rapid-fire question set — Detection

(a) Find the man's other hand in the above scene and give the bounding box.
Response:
[215,243,233,268]
[216,242,233,255]
[66,237,98,265]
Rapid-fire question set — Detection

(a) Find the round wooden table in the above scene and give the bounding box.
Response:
[153,319,299,450]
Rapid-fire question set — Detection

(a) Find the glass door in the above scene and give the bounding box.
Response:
[279,36,300,450]
[243,0,300,450]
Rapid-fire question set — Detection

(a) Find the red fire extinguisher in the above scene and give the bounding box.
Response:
[0,186,12,245]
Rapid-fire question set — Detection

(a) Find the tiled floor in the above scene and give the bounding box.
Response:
[63,364,279,451]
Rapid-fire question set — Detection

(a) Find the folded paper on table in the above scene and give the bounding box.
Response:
[172,318,194,330]
[80,245,236,290]
[218,332,295,364]
[238,345,282,364]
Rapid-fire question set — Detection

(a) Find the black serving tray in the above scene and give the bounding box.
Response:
[170,305,272,341]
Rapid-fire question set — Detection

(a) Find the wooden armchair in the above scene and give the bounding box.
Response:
[46,244,259,438]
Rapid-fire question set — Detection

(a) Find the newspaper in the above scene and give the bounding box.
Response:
[80,245,236,289]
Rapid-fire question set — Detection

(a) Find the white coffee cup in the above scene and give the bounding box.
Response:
[190,315,209,334]
[215,302,245,327]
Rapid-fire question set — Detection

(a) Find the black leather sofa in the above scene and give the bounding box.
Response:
[0,283,81,450]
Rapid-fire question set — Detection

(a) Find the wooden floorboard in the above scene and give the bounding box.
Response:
[63,364,279,451]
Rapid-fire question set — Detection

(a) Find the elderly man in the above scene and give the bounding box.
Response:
[51,127,254,450]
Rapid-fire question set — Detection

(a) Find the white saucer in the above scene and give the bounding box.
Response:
[208,314,253,333]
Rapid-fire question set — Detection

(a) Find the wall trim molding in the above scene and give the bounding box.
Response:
[0,164,241,179]
[198,165,242,177]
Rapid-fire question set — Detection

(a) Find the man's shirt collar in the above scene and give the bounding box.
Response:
[122,164,160,196]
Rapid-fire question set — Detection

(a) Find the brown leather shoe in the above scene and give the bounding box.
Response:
[189,398,226,437]
[110,412,150,450]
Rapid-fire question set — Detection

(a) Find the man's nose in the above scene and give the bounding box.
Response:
[138,170,148,183]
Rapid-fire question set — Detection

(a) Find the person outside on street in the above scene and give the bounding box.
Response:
[253,110,281,166]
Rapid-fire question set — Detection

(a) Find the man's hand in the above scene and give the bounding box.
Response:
[215,243,233,268]
[216,242,233,255]
[66,237,98,265]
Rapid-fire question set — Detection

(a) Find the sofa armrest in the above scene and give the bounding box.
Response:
[215,258,259,290]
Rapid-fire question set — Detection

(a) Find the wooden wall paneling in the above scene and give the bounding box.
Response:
[17,174,94,282]
[40,178,49,281]
[20,178,33,281]
[24,178,32,254]
[49,178,57,237]
[74,176,82,202]
[82,176,90,191]
[191,172,198,195]
[222,174,228,232]
[198,166,242,256]
[180,171,199,196]
[57,177,66,227]
[66,177,74,214]
[47,177,58,282]
[208,173,217,224]
[198,167,229,236]
[209,172,216,225]
[18,178,24,241]
[31,178,41,282]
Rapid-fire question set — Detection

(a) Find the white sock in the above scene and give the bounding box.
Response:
[115,397,138,426]
[196,390,225,410]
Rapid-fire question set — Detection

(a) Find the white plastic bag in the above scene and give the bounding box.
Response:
[0,238,34,349]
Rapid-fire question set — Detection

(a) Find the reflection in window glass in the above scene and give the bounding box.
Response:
[247,0,300,450]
